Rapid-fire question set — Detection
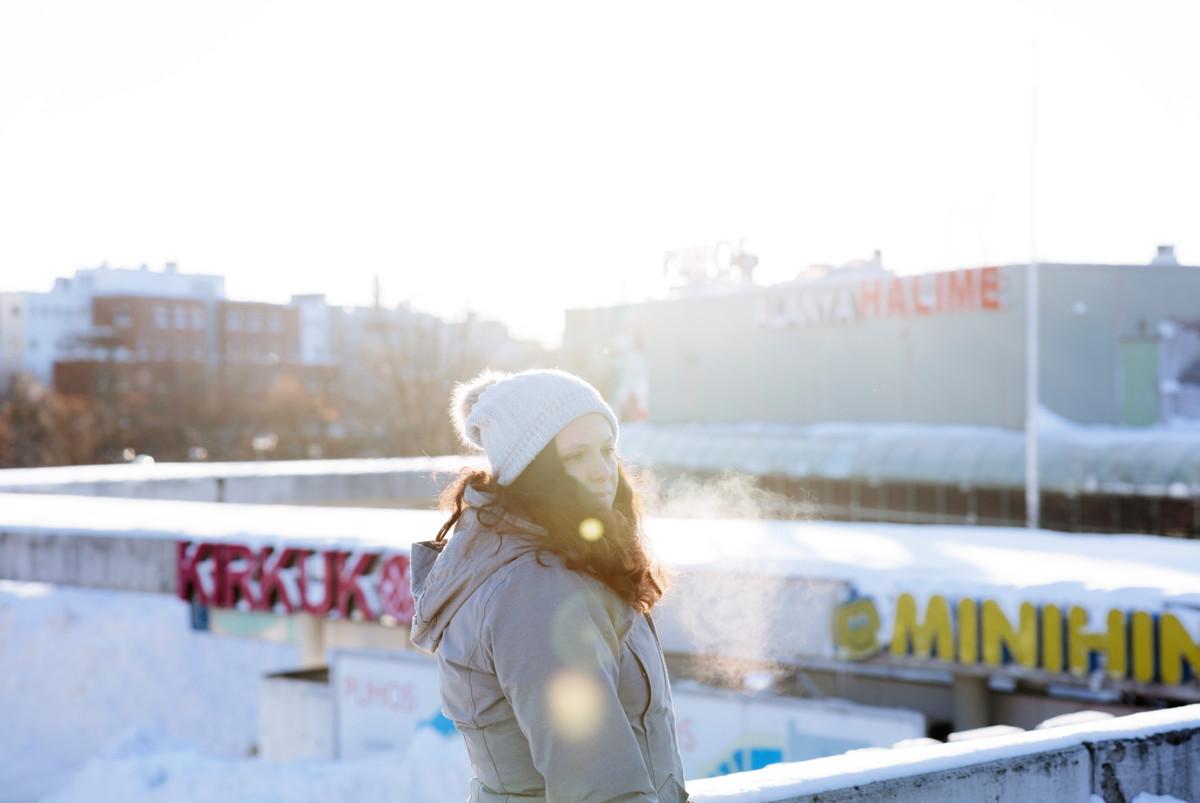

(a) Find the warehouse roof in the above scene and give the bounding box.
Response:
[618,409,1200,497]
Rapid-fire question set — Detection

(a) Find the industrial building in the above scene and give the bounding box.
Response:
[564,247,1200,535]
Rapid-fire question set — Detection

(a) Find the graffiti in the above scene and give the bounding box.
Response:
[176,540,413,625]
[834,591,1200,687]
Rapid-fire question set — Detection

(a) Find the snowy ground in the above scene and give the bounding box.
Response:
[0,581,458,803]
[3,580,1198,803]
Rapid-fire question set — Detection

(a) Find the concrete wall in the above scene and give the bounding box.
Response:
[259,669,334,762]
[688,705,1200,803]
[787,746,1091,802]
[0,461,466,506]
[0,531,176,593]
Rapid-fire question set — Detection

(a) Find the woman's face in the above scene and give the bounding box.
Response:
[554,413,618,508]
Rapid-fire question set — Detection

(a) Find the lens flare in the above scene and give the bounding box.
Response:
[578,517,604,542]
[546,669,603,741]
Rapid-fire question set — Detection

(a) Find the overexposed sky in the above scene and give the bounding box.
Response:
[1,0,1197,345]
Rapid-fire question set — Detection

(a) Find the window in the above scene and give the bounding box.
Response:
[114,313,133,328]
[268,311,283,333]
[227,310,241,331]
[174,305,187,329]
[154,305,168,328]
[247,312,262,333]
[191,308,204,330]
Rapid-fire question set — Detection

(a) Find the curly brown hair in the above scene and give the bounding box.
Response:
[435,443,667,613]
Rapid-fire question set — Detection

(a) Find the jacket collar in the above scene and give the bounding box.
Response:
[409,486,546,654]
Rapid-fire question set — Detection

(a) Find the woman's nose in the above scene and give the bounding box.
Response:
[588,454,612,482]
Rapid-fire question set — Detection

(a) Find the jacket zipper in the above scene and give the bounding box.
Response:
[628,626,657,784]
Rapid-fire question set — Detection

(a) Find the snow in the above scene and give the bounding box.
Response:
[3,488,1199,801]
[2,569,1198,802]
[3,403,1198,501]
[41,727,471,803]
[1035,711,1114,730]
[0,455,480,488]
[0,581,298,803]
[616,408,1200,494]
[0,492,446,550]
[1129,795,1190,803]
[4,491,1198,615]
[0,579,492,803]
[646,517,1200,619]
[686,704,1200,802]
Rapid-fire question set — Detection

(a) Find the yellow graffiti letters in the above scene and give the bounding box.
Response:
[1160,613,1200,686]
[834,597,881,660]
[981,600,1038,670]
[1067,607,1127,680]
[890,594,955,661]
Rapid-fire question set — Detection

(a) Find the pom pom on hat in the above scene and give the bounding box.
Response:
[448,368,619,485]
[449,369,509,452]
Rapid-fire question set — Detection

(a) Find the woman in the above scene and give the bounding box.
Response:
[410,368,690,803]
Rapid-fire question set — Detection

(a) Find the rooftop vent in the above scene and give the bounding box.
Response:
[1151,244,1179,266]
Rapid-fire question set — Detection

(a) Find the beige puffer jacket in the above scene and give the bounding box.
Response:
[410,487,689,803]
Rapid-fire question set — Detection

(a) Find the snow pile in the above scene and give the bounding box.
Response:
[0,580,473,803]
[0,581,297,802]
[42,727,471,803]
[1091,794,1190,803]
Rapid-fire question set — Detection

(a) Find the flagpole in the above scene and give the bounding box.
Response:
[1025,39,1040,530]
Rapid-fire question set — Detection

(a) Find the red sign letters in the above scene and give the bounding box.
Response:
[177,541,414,625]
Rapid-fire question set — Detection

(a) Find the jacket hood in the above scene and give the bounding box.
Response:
[409,485,547,654]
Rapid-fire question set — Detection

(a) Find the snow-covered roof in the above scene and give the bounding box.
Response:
[618,410,1200,496]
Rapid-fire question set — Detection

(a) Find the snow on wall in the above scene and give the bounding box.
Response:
[686,704,1200,802]
[0,456,477,487]
[0,492,446,550]
[3,491,1196,619]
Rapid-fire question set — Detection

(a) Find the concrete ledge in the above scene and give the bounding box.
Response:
[779,746,1090,802]
[689,705,1200,803]
[0,531,176,593]
[1088,725,1198,803]
[0,457,478,505]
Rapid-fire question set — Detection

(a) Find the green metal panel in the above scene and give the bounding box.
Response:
[1120,338,1160,426]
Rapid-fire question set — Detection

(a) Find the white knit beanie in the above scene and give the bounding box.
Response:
[449,369,620,486]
